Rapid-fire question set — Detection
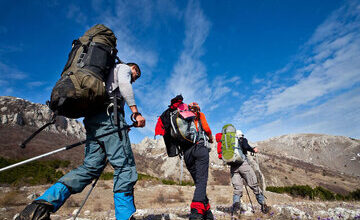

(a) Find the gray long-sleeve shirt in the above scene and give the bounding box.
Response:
[106,64,136,108]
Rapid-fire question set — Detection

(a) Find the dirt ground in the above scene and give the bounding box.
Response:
[1,179,360,220]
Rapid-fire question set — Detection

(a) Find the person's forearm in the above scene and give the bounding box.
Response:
[129,105,139,113]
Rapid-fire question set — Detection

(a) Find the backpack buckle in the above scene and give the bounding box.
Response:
[77,52,86,68]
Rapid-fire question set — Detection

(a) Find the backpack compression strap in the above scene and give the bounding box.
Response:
[20,114,57,149]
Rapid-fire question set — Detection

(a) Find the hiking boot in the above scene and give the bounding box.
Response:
[231,202,241,217]
[189,208,204,220]
[16,200,53,220]
[204,209,214,220]
[261,204,270,214]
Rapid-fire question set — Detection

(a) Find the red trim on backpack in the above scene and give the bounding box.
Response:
[217,142,222,159]
[190,202,206,215]
[154,117,165,136]
[215,133,222,142]
[216,133,223,159]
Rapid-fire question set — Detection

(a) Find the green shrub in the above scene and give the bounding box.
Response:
[347,189,360,200]
[100,172,114,180]
[335,194,345,200]
[266,186,285,194]
[138,173,158,181]
[314,186,335,200]
[288,185,314,199]
[0,157,69,186]
[161,179,176,185]
[266,185,360,201]
[180,180,194,186]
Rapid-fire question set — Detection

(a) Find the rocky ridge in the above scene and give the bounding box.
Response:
[255,133,360,177]
[0,96,85,139]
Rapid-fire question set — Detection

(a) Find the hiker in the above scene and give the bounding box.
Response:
[216,129,269,216]
[17,62,145,220]
[155,97,214,220]
[185,102,214,220]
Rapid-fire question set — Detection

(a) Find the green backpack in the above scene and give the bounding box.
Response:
[221,124,245,164]
[50,24,119,118]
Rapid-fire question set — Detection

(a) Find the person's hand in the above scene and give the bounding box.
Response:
[253,147,259,153]
[135,115,146,127]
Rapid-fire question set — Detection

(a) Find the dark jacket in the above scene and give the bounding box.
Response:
[238,137,255,156]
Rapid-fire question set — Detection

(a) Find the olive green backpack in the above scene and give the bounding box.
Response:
[221,124,246,164]
[50,24,119,118]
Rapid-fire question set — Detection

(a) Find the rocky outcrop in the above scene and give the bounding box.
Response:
[0,96,85,139]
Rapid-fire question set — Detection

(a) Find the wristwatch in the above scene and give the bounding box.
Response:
[131,112,142,122]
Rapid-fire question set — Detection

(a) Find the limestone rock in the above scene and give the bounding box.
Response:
[0,96,85,139]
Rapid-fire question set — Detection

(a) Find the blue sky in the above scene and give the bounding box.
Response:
[1,0,359,143]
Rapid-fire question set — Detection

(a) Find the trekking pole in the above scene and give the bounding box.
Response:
[0,124,135,173]
[179,154,183,185]
[73,160,109,220]
[251,152,268,199]
[244,183,255,213]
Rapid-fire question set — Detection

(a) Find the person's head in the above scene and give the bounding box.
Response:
[169,94,184,109]
[127,63,141,83]
[189,102,200,113]
[236,130,244,138]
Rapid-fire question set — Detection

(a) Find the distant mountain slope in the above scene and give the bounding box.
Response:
[133,136,359,194]
[0,96,85,166]
[255,133,360,177]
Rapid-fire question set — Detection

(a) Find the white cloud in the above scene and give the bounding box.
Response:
[246,87,360,141]
[67,4,88,25]
[95,1,159,69]
[166,0,232,109]
[27,81,46,88]
[0,62,27,80]
[265,4,360,114]
[234,0,360,140]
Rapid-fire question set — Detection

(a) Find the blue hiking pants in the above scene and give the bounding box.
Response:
[36,110,138,218]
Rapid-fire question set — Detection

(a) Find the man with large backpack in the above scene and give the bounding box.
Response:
[155,97,214,220]
[216,127,269,217]
[16,24,145,220]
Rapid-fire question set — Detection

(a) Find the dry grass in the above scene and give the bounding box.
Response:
[65,197,80,208]
[0,191,20,206]
[173,188,185,203]
[94,202,104,212]
[152,188,185,204]
[97,181,111,190]
[154,192,166,204]
[216,196,230,204]
[211,169,230,185]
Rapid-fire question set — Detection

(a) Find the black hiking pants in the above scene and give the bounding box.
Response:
[183,141,209,202]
